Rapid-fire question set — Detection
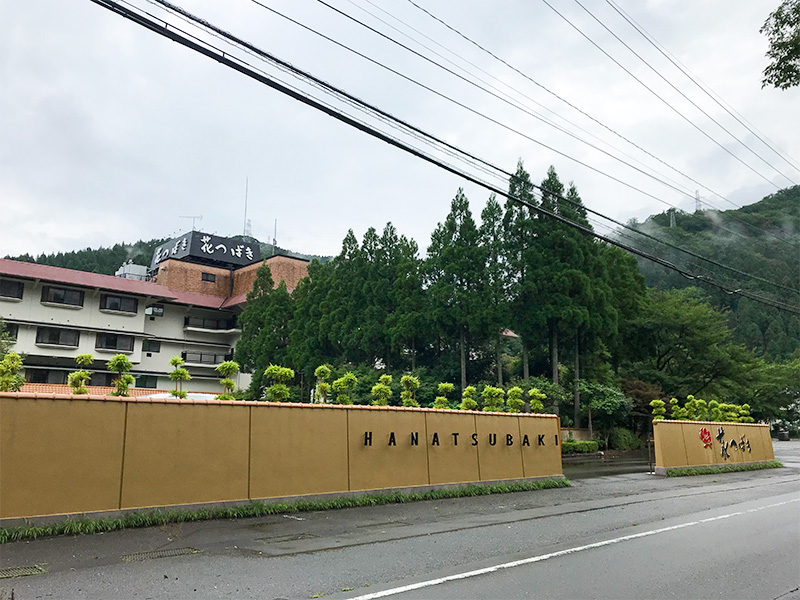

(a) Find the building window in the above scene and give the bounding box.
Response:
[90,372,116,387]
[201,272,216,282]
[182,350,232,365]
[4,323,18,340]
[184,316,236,330]
[36,327,80,347]
[95,333,134,352]
[136,375,158,389]
[145,304,164,317]
[41,286,84,307]
[142,339,161,353]
[100,294,138,313]
[0,279,24,300]
[27,369,67,384]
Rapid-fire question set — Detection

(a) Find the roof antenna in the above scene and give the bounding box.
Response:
[243,177,249,236]
[179,215,203,232]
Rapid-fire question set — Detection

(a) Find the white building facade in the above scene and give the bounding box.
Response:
[0,233,308,394]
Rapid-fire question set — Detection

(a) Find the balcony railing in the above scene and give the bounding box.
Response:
[183,316,237,331]
[181,351,234,366]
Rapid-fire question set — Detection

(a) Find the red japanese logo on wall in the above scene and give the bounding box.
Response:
[699,427,713,448]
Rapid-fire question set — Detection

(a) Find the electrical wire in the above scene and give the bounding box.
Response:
[605,0,800,177]
[258,0,793,249]
[540,0,785,192]
[570,0,797,191]
[151,0,797,295]
[87,0,800,316]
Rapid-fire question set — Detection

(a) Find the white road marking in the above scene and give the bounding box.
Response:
[348,497,800,600]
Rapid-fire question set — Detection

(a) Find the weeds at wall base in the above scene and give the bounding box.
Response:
[0,478,570,544]
[665,460,783,477]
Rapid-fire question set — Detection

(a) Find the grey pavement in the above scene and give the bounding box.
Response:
[1,441,798,600]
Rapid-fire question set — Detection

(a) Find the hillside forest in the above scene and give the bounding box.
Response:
[5,165,799,438]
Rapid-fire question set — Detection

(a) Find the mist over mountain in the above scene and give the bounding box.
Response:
[618,185,800,360]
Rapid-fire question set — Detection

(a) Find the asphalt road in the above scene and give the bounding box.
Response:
[2,442,798,600]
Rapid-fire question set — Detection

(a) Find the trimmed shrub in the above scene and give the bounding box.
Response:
[561,439,599,454]
[459,385,478,411]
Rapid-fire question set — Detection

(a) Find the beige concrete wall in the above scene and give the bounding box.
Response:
[0,393,563,520]
[653,420,774,471]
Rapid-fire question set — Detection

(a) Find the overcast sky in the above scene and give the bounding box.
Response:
[1,0,798,261]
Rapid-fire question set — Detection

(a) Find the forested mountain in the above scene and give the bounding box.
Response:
[4,238,328,275]
[622,186,800,360]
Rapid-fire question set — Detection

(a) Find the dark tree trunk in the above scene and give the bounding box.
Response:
[495,334,503,386]
[460,329,467,392]
[573,335,581,428]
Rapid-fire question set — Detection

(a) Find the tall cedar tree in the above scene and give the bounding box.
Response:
[426,189,484,390]
[479,194,510,385]
[502,160,541,383]
[235,263,294,398]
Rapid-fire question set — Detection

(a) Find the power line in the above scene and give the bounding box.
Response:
[539,0,786,193]
[153,0,795,295]
[570,0,797,191]
[270,0,791,248]
[88,0,800,316]
[605,0,800,177]
[401,0,748,211]
[398,0,798,247]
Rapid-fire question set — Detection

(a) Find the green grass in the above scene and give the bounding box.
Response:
[666,460,783,477]
[0,478,570,544]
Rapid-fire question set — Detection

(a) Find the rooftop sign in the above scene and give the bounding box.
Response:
[150,232,261,270]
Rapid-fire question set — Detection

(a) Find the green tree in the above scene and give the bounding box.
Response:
[528,387,546,413]
[215,360,240,400]
[761,0,800,89]
[426,189,484,390]
[168,356,191,398]
[235,263,293,399]
[0,351,25,392]
[0,318,14,359]
[107,354,134,397]
[579,382,632,448]
[68,353,94,395]
[479,194,511,386]
[502,160,541,384]
[626,288,752,399]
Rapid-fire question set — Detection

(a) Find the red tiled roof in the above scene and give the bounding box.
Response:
[0,259,176,300]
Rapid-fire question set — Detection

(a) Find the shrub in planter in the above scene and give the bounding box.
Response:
[265,364,295,402]
[433,382,455,409]
[333,371,358,405]
[400,375,421,407]
[459,385,478,411]
[68,353,94,395]
[371,374,393,406]
[314,364,332,403]
[481,385,505,412]
[506,386,524,413]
